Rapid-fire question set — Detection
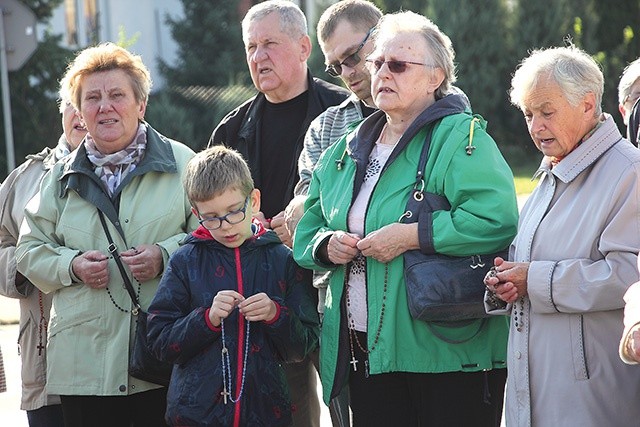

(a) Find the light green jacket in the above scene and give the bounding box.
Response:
[293,97,518,404]
[16,125,198,396]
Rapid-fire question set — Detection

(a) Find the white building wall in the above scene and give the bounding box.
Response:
[47,0,183,90]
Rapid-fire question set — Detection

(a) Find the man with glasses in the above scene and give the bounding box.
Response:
[280,2,383,427]
[208,2,348,426]
[618,58,640,146]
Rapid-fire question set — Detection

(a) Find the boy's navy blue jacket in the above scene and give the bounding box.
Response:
[147,223,320,427]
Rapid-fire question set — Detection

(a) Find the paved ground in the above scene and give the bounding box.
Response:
[0,296,27,426]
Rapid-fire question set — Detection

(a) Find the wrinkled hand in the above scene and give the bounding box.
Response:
[327,231,361,265]
[72,250,109,289]
[284,195,306,236]
[239,292,277,322]
[120,244,163,283]
[271,211,293,248]
[209,290,244,327]
[625,325,640,363]
[356,223,418,264]
[484,257,529,303]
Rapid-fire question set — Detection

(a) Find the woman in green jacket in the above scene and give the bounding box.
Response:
[293,11,517,427]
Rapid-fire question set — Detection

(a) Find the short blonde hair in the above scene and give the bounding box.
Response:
[60,42,152,112]
[510,45,603,116]
[183,146,254,205]
[373,11,456,99]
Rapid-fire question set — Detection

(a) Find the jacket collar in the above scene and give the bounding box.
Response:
[187,219,278,248]
[58,123,178,237]
[347,92,470,170]
[344,92,469,199]
[537,114,623,184]
[236,69,340,142]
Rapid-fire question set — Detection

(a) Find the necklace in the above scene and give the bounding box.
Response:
[220,316,251,404]
[106,280,141,313]
[37,291,47,356]
[345,262,389,378]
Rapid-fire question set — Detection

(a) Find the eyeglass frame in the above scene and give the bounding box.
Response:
[325,27,375,78]
[365,58,430,75]
[197,195,251,230]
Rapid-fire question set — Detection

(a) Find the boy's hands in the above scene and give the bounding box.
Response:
[209,290,244,327]
[239,293,277,322]
[209,291,277,326]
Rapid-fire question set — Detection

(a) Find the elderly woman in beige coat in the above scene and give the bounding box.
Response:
[484,46,640,426]
[0,98,86,426]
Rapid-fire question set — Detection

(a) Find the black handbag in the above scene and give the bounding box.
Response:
[400,125,508,325]
[98,210,172,386]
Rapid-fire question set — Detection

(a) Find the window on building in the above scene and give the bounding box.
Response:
[84,0,99,45]
[64,0,78,46]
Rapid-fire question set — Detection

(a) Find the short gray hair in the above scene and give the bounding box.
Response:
[510,46,603,116]
[618,58,640,105]
[242,0,307,43]
[374,11,456,100]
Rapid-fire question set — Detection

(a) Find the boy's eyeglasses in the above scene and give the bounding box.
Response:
[325,27,374,78]
[198,196,250,230]
[365,59,429,74]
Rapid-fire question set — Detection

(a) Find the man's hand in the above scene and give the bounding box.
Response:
[271,211,293,247]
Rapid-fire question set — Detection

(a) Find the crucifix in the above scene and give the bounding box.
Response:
[221,387,230,405]
[37,342,45,356]
[350,356,358,372]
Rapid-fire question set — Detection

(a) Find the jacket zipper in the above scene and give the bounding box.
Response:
[233,247,244,427]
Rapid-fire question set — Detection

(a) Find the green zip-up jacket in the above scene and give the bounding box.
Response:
[293,94,518,404]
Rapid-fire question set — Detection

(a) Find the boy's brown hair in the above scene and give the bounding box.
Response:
[183,146,254,206]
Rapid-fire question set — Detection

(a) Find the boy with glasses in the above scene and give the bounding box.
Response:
[147,146,320,427]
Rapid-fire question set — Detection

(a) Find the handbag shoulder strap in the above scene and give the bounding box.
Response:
[97,208,141,312]
[406,127,451,215]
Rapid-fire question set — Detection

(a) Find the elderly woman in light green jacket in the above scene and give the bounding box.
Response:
[16,43,198,427]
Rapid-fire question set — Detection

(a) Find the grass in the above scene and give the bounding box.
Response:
[514,175,539,195]
[511,162,540,195]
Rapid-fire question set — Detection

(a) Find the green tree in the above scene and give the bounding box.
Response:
[152,0,254,150]
[428,0,526,159]
[0,0,73,179]
[159,0,249,87]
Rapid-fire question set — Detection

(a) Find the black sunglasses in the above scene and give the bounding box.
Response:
[365,59,429,74]
[325,28,374,78]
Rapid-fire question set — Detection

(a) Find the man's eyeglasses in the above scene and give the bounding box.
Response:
[365,59,430,74]
[325,28,374,78]
[198,196,250,230]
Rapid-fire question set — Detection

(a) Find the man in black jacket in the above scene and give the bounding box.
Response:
[208,1,349,426]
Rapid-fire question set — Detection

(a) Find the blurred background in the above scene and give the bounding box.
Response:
[1,0,639,180]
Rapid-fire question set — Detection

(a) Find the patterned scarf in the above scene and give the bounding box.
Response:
[85,123,147,196]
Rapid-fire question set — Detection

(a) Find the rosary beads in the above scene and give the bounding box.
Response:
[220,316,251,404]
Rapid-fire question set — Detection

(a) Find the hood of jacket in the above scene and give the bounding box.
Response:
[185,219,279,249]
[347,92,470,196]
